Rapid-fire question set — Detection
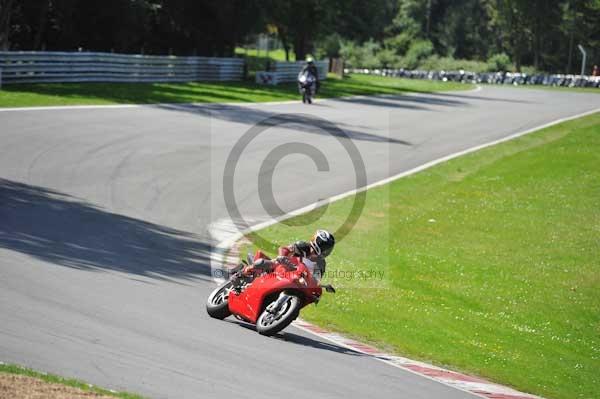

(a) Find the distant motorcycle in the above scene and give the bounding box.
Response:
[207,250,335,336]
[298,71,317,104]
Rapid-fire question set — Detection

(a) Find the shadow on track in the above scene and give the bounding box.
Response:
[0,179,212,282]
[275,331,365,357]
[154,103,413,146]
[225,319,364,357]
[333,94,467,109]
[432,90,535,104]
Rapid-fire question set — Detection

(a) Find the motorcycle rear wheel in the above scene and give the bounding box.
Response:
[256,294,301,336]
[206,281,232,319]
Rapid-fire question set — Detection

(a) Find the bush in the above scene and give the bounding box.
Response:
[340,39,380,69]
[338,38,532,74]
[383,32,413,56]
[487,53,511,72]
[519,65,540,75]
[317,33,342,59]
[339,41,360,68]
[376,48,400,69]
[401,39,434,69]
[417,55,487,72]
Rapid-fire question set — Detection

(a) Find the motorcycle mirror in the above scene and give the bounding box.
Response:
[323,284,336,294]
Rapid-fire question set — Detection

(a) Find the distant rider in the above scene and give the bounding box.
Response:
[242,229,335,281]
[300,56,320,93]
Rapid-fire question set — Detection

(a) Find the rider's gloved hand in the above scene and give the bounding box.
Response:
[242,265,255,276]
[274,255,287,264]
[275,256,295,269]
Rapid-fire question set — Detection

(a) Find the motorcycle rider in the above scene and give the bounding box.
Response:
[242,229,335,281]
[299,56,320,94]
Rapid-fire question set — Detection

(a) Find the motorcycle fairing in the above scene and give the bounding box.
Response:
[228,259,322,323]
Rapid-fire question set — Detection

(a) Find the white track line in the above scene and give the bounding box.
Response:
[211,106,600,251]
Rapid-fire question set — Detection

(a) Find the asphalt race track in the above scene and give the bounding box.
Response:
[1,86,599,399]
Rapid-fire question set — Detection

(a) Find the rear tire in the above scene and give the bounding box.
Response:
[256,295,301,336]
[206,281,232,319]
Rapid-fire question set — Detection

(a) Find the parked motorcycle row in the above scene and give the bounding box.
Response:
[346,68,600,89]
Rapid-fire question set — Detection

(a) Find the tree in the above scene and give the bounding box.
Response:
[0,0,16,50]
[263,0,321,61]
[561,0,600,73]
[1,0,598,72]
[264,1,295,61]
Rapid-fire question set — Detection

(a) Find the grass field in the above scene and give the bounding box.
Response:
[0,363,143,398]
[248,113,600,399]
[0,74,471,108]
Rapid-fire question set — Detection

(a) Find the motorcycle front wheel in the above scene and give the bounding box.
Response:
[256,294,302,336]
[206,280,232,319]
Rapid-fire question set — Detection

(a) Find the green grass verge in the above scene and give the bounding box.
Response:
[0,74,471,108]
[248,112,600,399]
[0,363,144,398]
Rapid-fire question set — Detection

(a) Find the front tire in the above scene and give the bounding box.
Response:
[206,281,232,319]
[256,294,302,336]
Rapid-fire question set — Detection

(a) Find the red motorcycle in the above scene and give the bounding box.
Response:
[206,251,335,336]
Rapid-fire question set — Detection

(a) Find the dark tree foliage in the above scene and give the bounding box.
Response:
[4,0,263,56]
[262,0,320,60]
[1,0,599,72]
